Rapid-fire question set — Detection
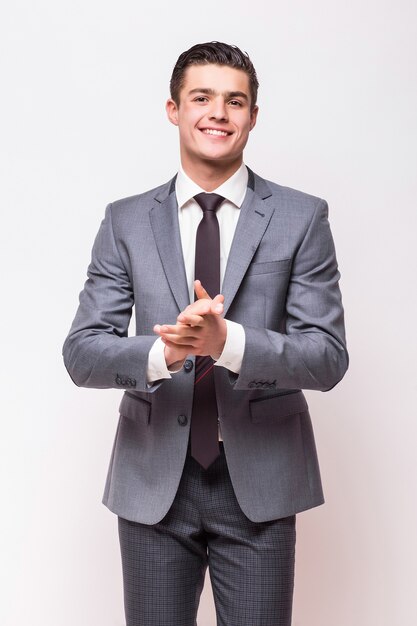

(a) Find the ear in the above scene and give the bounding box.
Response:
[249,105,259,131]
[166,98,179,126]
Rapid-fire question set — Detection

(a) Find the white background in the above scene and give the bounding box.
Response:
[1,1,416,624]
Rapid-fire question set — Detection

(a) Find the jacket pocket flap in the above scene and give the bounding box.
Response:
[119,392,151,424]
[250,391,308,423]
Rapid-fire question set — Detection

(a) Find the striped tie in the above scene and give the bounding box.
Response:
[190,192,224,469]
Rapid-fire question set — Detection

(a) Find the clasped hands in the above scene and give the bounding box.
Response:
[153,280,227,369]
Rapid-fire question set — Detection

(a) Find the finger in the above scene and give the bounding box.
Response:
[211,293,224,314]
[161,333,200,346]
[180,299,212,318]
[177,313,205,326]
[178,297,223,320]
[159,323,199,337]
[194,280,211,300]
[159,324,178,334]
[163,339,196,352]
[194,282,224,314]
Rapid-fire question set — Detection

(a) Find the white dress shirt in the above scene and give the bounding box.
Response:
[146,163,247,383]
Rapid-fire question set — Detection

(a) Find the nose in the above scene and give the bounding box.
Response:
[209,97,228,122]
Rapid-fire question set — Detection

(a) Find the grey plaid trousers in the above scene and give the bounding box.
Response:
[118,443,296,626]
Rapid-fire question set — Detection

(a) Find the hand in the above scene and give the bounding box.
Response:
[154,281,227,364]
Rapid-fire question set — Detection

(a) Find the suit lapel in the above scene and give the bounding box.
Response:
[148,171,274,316]
[222,173,274,316]
[149,180,190,313]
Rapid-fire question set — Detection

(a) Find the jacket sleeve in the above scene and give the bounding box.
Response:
[233,199,349,392]
[62,203,160,392]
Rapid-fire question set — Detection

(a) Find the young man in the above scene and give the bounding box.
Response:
[63,42,348,626]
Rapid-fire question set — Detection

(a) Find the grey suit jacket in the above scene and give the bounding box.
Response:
[63,169,348,524]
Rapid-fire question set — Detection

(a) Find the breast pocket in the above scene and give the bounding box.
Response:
[245,258,292,276]
[119,392,151,425]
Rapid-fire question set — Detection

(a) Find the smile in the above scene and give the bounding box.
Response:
[201,128,231,137]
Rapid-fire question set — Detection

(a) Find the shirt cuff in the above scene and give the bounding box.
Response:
[146,337,172,383]
[214,320,245,374]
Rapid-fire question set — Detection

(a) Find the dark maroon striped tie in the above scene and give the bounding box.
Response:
[190,192,224,469]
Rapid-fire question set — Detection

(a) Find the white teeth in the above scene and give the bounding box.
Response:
[203,129,228,136]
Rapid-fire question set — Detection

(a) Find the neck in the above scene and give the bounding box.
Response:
[180,156,243,191]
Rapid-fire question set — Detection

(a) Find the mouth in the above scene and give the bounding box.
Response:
[199,127,232,137]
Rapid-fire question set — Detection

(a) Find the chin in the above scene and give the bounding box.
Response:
[199,149,235,162]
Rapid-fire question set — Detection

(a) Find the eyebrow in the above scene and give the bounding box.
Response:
[188,88,249,101]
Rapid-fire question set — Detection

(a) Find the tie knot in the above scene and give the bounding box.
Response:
[194,193,225,213]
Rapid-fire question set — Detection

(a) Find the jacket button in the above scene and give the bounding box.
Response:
[177,414,188,426]
[183,359,193,372]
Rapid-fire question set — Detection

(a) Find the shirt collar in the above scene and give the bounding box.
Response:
[175,163,249,209]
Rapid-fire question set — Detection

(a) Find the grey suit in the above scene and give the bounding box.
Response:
[63,168,348,526]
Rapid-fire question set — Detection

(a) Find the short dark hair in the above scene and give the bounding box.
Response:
[170,41,259,109]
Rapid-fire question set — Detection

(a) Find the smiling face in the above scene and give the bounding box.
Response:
[166,63,258,181]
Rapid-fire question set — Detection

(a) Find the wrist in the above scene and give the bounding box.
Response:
[211,319,227,360]
[164,345,186,370]
[167,358,186,372]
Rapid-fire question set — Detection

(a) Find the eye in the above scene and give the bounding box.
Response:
[229,100,243,107]
[194,96,209,103]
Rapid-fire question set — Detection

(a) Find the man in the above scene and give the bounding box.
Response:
[63,42,348,626]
